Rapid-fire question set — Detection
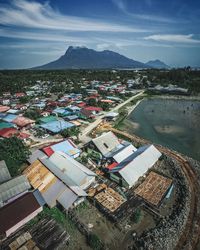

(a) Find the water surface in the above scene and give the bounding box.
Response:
[127,98,200,161]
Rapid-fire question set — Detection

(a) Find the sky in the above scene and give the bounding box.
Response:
[0,0,199,69]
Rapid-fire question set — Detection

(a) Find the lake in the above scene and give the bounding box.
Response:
[126,98,200,161]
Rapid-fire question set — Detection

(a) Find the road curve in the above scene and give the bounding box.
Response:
[79,90,144,143]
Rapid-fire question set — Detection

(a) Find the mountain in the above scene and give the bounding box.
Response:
[33,46,147,69]
[145,59,169,69]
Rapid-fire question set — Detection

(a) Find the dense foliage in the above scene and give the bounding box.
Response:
[24,109,41,120]
[0,68,199,95]
[61,127,80,138]
[87,233,103,250]
[0,137,30,176]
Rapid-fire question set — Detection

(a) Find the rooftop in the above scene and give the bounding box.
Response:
[42,139,80,158]
[134,171,172,206]
[13,116,35,127]
[0,192,41,236]
[39,120,74,133]
[0,105,10,113]
[92,131,123,157]
[0,175,31,207]
[109,145,162,188]
[0,160,11,184]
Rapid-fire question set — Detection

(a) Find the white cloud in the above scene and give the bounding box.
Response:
[112,0,176,23]
[0,28,93,43]
[96,43,111,50]
[144,34,200,44]
[0,0,145,32]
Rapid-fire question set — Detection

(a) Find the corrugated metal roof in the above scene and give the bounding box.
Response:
[0,192,41,235]
[2,114,18,123]
[33,189,46,206]
[57,187,78,209]
[118,145,162,188]
[43,146,55,157]
[40,157,88,197]
[49,151,95,186]
[27,150,47,164]
[38,116,57,124]
[43,140,80,158]
[92,131,122,157]
[23,160,57,193]
[42,179,67,207]
[42,179,66,207]
[0,175,31,207]
[13,116,35,127]
[39,120,74,133]
[113,144,137,163]
[0,160,11,184]
[0,122,14,129]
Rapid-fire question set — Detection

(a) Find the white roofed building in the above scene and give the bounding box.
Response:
[91,131,132,158]
[108,145,162,188]
[41,151,96,194]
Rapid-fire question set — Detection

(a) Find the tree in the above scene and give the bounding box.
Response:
[88,98,97,106]
[24,109,41,120]
[131,208,141,224]
[98,101,109,111]
[61,127,80,138]
[87,233,103,250]
[19,96,30,104]
[0,137,30,176]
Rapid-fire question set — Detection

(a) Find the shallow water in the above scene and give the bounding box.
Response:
[127,98,200,161]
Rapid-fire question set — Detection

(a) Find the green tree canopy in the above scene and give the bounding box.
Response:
[61,127,80,138]
[0,137,30,176]
[24,109,41,120]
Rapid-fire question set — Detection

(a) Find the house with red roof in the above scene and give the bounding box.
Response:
[12,116,35,128]
[84,106,103,113]
[0,105,10,113]
[15,92,26,98]
[0,127,30,140]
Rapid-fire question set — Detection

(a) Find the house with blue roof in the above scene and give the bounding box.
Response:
[39,120,74,134]
[52,108,71,117]
[2,114,18,123]
[43,140,81,158]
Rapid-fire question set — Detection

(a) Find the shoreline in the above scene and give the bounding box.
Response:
[146,94,200,101]
[127,98,143,115]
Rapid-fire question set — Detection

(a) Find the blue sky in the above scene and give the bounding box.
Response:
[0,0,199,69]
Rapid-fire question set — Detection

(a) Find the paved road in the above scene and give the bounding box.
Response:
[79,90,144,143]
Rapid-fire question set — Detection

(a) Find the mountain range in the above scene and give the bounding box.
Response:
[34,46,169,70]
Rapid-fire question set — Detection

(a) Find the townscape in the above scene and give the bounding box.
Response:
[0,68,200,250]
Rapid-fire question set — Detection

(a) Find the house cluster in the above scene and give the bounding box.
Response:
[0,82,133,139]
[0,109,34,141]
[0,138,97,242]
[24,139,96,211]
[85,132,173,215]
[0,129,174,243]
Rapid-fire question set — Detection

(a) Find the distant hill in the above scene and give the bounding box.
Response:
[33,46,168,70]
[145,59,170,69]
[33,46,147,69]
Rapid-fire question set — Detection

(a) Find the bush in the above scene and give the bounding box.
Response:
[61,127,80,138]
[87,233,103,250]
[131,208,142,224]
